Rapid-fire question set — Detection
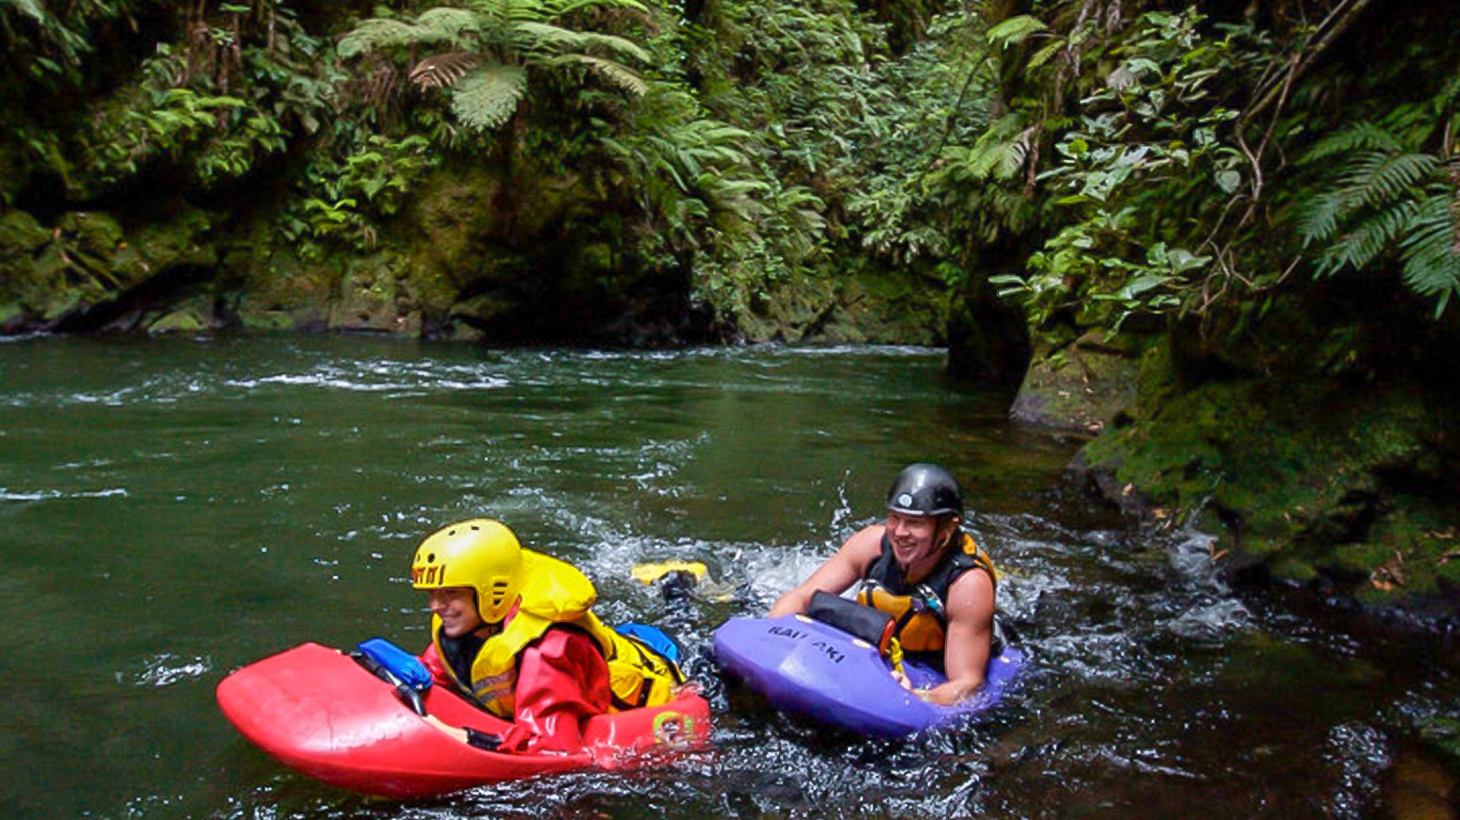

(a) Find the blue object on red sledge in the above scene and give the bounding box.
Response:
[712,614,1023,738]
[357,637,434,690]
[614,622,683,665]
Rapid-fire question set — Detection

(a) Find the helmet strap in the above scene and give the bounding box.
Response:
[935,516,961,548]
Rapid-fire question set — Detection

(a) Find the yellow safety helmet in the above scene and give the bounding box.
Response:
[410,518,524,624]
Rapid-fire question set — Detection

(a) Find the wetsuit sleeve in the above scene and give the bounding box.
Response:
[419,643,454,688]
[497,627,611,754]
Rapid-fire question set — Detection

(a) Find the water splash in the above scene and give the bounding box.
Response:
[132,653,212,687]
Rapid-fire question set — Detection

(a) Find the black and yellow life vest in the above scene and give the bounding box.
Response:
[854,530,996,662]
[431,549,684,718]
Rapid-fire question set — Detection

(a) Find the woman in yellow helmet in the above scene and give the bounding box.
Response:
[768,464,997,706]
[410,518,685,754]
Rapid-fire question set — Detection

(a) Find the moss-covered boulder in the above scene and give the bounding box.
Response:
[0,209,55,330]
[0,202,218,333]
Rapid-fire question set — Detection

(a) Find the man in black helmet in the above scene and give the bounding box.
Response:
[769,463,997,705]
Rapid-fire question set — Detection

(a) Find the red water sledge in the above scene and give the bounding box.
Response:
[216,642,712,799]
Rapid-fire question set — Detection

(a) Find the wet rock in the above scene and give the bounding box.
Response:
[736,267,947,345]
[1011,341,1140,433]
[1,204,217,333]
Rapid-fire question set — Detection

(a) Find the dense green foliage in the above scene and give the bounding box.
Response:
[4,0,1456,334]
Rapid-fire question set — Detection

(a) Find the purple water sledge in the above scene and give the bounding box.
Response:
[713,614,1023,738]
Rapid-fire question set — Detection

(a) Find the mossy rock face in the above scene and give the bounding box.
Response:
[835,269,946,345]
[227,221,339,333]
[0,300,27,331]
[736,274,844,343]
[114,204,216,279]
[402,161,505,299]
[330,258,420,336]
[0,210,55,325]
[0,204,218,331]
[737,266,947,344]
[231,241,424,335]
[1011,341,1142,433]
[1080,336,1454,604]
[234,259,335,332]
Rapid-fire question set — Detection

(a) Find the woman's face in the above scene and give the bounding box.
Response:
[427,587,484,637]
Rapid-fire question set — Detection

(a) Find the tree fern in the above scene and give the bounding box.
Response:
[340,0,650,131]
[338,10,484,58]
[938,113,1033,183]
[451,65,527,131]
[1341,152,1438,211]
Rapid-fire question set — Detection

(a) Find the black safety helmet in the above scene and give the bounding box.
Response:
[885,463,964,518]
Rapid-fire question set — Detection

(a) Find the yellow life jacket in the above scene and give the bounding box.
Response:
[430,549,684,718]
[854,530,996,659]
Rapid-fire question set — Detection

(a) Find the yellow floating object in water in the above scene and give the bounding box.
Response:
[631,560,708,585]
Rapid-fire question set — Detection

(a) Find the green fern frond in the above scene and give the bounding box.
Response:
[514,22,650,64]
[534,0,648,17]
[462,0,512,30]
[450,64,527,130]
[1434,73,1460,109]
[339,9,484,58]
[1302,122,1401,162]
[339,20,415,58]
[1339,152,1438,211]
[410,51,482,89]
[703,177,769,223]
[777,185,827,233]
[713,178,773,198]
[647,151,689,191]
[962,131,1026,181]
[1303,150,1437,253]
[1027,37,1068,71]
[573,56,647,95]
[487,0,644,27]
[1298,190,1347,246]
[999,128,1036,180]
[692,123,757,145]
[1399,193,1460,310]
[1316,199,1422,276]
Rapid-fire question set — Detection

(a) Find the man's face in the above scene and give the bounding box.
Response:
[427,587,484,637]
[886,510,945,571]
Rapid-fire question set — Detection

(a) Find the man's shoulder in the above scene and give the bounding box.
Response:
[841,524,887,562]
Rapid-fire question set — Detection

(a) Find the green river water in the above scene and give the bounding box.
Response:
[2,335,1455,819]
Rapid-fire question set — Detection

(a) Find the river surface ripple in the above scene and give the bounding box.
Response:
[1,335,1454,819]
